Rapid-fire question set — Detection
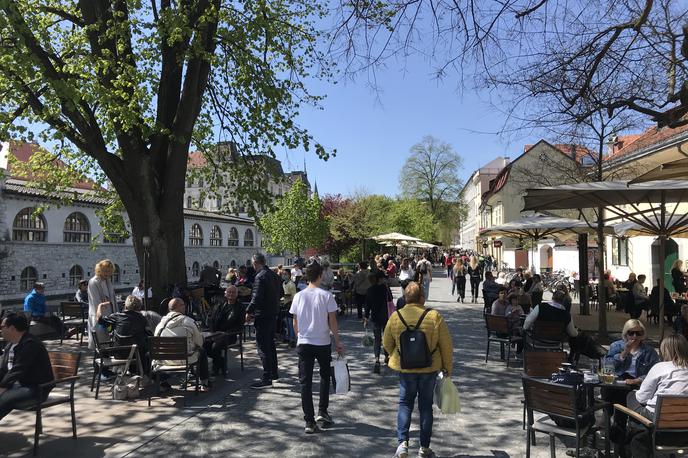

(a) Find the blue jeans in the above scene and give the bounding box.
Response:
[397,371,437,448]
[422,278,430,300]
[0,385,40,420]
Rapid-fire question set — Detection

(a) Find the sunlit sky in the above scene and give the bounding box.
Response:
[273,52,535,197]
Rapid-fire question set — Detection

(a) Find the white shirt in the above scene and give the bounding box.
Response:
[7,343,17,370]
[291,268,303,282]
[289,287,338,346]
[399,267,414,281]
[635,361,688,413]
[132,286,152,299]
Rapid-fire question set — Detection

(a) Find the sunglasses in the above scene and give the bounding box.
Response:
[627,330,644,337]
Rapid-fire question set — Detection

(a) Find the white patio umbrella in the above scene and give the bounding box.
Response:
[372,232,423,243]
[480,214,611,274]
[523,180,688,340]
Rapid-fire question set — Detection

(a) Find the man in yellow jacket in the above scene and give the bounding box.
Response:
[383,281,453,458]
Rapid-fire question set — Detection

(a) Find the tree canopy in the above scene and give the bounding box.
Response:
[259,179,328,257]
[0,0,334,294]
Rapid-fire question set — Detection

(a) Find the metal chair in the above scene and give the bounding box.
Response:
[484,314,522,368]
[523,376,609,458]
[16,351,82,455]
[148,336,198,406]
[89,330,143,399]
[60,302,86,345]
[614,395,688,458]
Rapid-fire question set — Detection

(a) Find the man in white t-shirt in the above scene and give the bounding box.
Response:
[289,261,344,434]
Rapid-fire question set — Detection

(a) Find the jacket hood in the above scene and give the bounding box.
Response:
[162,312,187,329]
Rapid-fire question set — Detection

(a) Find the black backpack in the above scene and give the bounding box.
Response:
[397,308,436,369]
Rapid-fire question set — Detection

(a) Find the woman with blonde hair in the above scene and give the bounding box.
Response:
[87,259,118,350]
[452,258,467,302]
[466,255,482,303]
[626,334,688,456]
[604,318,660,447]
[671,259,687,294]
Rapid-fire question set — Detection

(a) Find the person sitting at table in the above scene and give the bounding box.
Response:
[131,280,152,301]
[225,268,237,285]
[490,287,510,316]
[602,273,619,308]
[23,282,63,337]
[623,272,638,290]
[671,259,687,295]
[631,275,650,319]
[495,271,507,285]
[0,313,54,421]
[624,334,688,458]
[205,285,245,375]
[523,289,578,338]
[604,319,660,447]
[154,298,210,391]
[97,295,151,374]
[649,279,677,324]
[74,279,89,308]
[482,271,501,308]
[522,271,533,293]
[673,303,688,340]
[236,265,250,288]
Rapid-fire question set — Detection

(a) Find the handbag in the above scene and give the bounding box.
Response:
[112,345,141,400]
[386,286,396,318]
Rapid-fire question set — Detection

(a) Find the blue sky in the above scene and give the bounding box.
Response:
[275,53,530,198]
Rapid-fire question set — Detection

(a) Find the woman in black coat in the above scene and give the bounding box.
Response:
[364,271,390,374]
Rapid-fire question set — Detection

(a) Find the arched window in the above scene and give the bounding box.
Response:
[213,260,220,269]
[63,212,91,243]
[228,227,239,246]
[13,208,47,241]
[186,195,193,208]
[69,265,84,286]
[210,225,222,246]
[244,228,254,247]
[20,266,38,291]
[192,261,200,277]
[189,223,203,246]
[113,264,121,284]
[230,260,237,268]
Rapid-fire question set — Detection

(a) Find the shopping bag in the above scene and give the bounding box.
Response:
[331,355,351,394]
[433,372,460,414]
[361,326,374,347]
[386,287,396,317]
[111,345,141,400]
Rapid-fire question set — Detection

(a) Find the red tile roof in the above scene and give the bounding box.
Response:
[608,123,688,160]
[5,141,100,190]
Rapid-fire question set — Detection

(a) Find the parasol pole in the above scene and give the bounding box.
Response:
[659,195,667,342]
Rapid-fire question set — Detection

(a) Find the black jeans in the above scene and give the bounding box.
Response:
[373,321,387,360]
[297,344,331,422]
[469,278,480,298]
[355,293,366,319]
[454,277,466,299]
[203,334,238,374]
[255,316,278,382]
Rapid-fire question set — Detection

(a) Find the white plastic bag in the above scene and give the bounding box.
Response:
[434,372,460,414]
[331,355,351,394]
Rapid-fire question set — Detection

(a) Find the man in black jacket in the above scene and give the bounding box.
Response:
[246,252,282,388]
[0,313,54,420]
[98,295,151,373]
[205,285,245,375]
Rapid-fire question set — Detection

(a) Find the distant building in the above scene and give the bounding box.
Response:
[459,157,510,251]
[0,141,305,302]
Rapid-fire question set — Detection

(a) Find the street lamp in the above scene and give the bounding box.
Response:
[142,236,152,311]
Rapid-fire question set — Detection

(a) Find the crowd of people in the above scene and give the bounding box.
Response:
[4,248,688,458]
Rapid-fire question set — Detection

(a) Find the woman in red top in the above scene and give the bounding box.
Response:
[445,254,454,279]
[386,261,397,279]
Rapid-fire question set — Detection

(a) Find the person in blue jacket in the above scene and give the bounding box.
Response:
[23,283,63,337]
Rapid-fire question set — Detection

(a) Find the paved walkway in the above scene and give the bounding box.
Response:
[2,272,619,458]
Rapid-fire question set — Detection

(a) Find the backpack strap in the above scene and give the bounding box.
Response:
[396,310,411,330]
[414,307,433,329]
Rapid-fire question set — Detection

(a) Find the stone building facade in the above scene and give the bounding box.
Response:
[0,142,264,303]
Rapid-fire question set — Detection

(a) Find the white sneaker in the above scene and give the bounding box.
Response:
[418,447,436,458]
[394,441,409,458]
